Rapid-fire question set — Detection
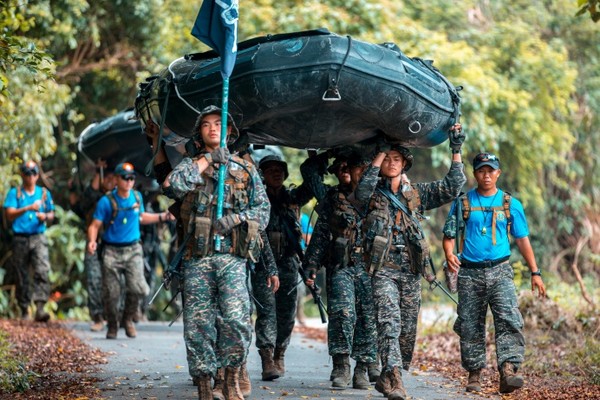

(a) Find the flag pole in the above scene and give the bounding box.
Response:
[214,77,230,251]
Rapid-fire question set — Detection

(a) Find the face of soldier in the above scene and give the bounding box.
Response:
[262,163,286,189]
[349,165,366,185]
[101,173,116,192]
[381,150,406,178]
[474,166,501,193]
[200,113,230,151]
[335,162,351,185]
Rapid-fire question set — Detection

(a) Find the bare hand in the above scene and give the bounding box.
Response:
[532,275,546,298]
[87,241,97,255]
[267,275,280,293]
[445,253,461,273]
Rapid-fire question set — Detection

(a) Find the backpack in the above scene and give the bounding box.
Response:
[1,186,48,236]
[457,191,512,251]
[104,190,142,226]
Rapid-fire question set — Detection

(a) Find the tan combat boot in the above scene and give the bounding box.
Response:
[223,366,244,400]
[375,368,391,396]
[90,314,104,332]
[122,319,137,338]
[387,366,407,400]
[273,346,286,377]
[368,360,381,383]
[352,361,370,389]
[106,322,118,339]
[258,348,279,381]
[213,368,225,400]
[34,301,50,322]
[196,373,212,400]
[499,361,524,393]
[331,354,351,388]
[238,362,251,398]
[466,369,482,392]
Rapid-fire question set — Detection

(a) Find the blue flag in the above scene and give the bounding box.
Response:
[191,0,239,79]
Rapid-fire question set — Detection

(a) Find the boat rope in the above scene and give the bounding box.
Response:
[413,57,462,122]
[322,35,353,101]
[144,84,171,176]
[169,57,203,115]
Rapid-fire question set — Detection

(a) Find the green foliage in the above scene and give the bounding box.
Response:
[577,0,600,21]
[0,330,38,393]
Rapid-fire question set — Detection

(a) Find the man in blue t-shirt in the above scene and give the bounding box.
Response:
[3,161,55,322]
[87,162,172,339]
[442,152,546,394]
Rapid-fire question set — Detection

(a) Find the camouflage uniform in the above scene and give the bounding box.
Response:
[167,154,270,377]
[365,161,465,372]
[303,164,380,362]
[253,182,313,351]
[79,184,106,320]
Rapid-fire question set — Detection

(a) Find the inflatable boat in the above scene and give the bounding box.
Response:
[135,28,461,149]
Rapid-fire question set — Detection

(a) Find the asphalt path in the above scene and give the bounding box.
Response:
[70,316,481,400]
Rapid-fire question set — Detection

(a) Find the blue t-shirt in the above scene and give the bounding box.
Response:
[3,186,54,234]
[448,188,529,262]
[300,213,314,249]
[93,189,145,244]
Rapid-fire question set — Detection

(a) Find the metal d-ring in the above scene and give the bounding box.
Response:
[409,120,422,133]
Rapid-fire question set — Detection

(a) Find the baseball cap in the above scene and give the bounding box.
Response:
[114,162,136,177]
[20,161,39,175]
[472,152,500,170]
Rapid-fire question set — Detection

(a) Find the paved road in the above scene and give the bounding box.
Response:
[70,318,478,400]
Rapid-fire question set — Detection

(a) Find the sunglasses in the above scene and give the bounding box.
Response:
[23,170,39,176]
[120,175,136,181]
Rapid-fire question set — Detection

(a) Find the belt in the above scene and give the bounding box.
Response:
[104,240,140,248]
[461,255,510,269]
[13,233,41,238]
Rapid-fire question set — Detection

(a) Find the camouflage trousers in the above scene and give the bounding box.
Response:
[101,243,149,325]
[326,262,377,363]
[372,264,421,372]
[453,262,524,372]
[183,253,252,377]
[251,255,299,350]
[84,241,103,318]
[10,234,51,309]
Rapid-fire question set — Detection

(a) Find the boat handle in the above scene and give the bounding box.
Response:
[322,87,342,101]
[409,120,422,133]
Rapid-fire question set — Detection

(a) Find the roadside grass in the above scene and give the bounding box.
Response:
[0,330,38,393]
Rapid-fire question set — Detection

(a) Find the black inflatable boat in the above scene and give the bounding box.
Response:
[135,28,461,149]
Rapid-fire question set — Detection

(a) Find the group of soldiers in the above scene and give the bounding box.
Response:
[2,104,547,400]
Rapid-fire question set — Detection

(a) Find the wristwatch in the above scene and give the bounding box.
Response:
[531,270,542,277]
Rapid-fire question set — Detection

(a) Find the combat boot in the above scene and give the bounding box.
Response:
[196,373,212,400]
[106,322,118,339]
[258,348,279,381]
[466,369,482,392]
[387,366,407,400]
[90,314,104,332]
[223,366,244,400]
[34,301,50,322]
[331,354,351,388]
[352,362,370,389]
[238,362,251,398]
[20,306,30,321]
[122,318,137,338]
[368,360,381,383]
[273,346,286,377]
[375,369,391,396]
[499,361,524,393]
[213,368,225,400]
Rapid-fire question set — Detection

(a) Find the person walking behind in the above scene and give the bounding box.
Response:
[252,154,316,381]
[77,160,116,331]
[3,161,55,322]
[87,162,172,340]
[442,152,546,394]
[163,106,270,400]
[364,125,466,400]
[303,152,383,389]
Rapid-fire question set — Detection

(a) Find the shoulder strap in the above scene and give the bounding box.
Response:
[503,191,512,234]
[106,192,118,225]
[461,194,470,221]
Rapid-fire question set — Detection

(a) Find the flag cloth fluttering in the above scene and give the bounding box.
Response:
[191,0,239,79]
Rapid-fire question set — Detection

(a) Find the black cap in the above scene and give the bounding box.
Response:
[472,152,500,170]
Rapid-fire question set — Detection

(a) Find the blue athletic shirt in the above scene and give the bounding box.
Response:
[3,186,54,234]
[93,189,145,244]
[447,188,529,263]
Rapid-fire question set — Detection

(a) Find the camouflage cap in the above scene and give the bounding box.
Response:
[259,154,289,179]
[346,153,371,168]
[327,156,348,175]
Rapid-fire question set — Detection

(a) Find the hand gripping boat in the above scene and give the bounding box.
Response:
[135,28,461,149]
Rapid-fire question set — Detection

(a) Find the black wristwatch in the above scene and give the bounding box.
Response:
[531,270,542,277]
